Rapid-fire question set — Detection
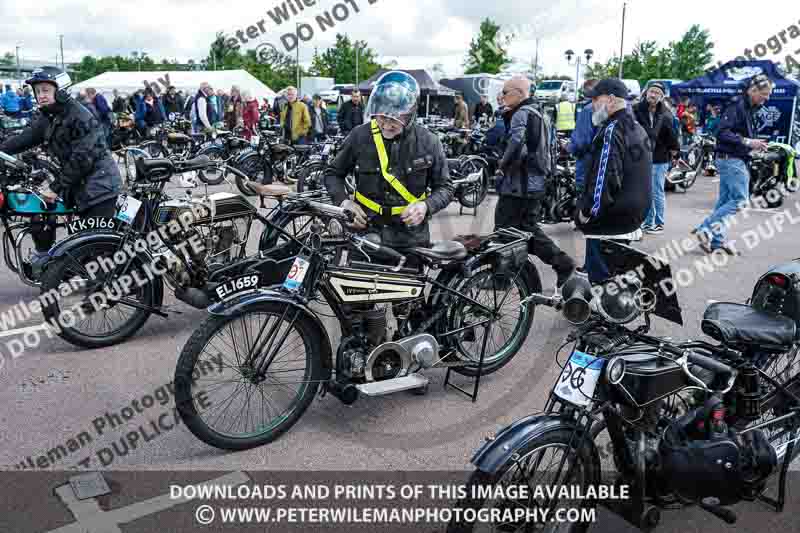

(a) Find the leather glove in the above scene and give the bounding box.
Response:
[340,199,368,229]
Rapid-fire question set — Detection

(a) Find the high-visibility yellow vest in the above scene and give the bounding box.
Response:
[556,101,576,131]
[354,120,427,216]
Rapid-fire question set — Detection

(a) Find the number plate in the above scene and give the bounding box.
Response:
[66,217,119,234]
[283,256,310,291]
[214,273,261,301]
[251,135,260,147]
[553,350,605,407]
[115,195,142,225]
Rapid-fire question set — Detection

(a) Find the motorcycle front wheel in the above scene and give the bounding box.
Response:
[447,428,600,533]
[174,301,323,450]
[456,159,490,209]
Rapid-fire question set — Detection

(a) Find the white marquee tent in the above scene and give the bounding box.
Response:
[70,70,276,103]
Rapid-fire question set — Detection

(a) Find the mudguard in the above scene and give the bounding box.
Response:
[232,148,258,168]
[471,413,581,475]
[208,289,333,378]
[47,230,165,308]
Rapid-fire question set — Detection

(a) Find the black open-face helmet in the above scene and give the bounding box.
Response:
[26,66,72,107]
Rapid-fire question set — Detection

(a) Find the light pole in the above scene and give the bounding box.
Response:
[295,22,301,89]
[618,2,627,77]
[59,34,64,69]
[15,44,21,79]
[355,43,362,86]
[565,48,594,98]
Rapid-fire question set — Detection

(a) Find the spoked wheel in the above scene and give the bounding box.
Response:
[446,264,535,376]
[448,429,600,533]
[457,159,490,209]
[233,155,265,196]
[677,146,702,191]
[39,242,156,348]
[749,346,800,465]
[174,301,323,450]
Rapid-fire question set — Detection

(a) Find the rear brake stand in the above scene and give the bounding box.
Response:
[443,321,490,402]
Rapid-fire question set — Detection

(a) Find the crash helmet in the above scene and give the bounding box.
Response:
[364,71,420,132]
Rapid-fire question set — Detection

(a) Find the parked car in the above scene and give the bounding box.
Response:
[320,84,355,104]
[535,80,576,103]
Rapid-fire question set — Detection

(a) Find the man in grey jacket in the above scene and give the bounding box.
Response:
[494,76,575,288]
[0,67,122,276]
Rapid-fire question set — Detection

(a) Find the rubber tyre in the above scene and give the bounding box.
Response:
[174,301,322,450]
[233,155,263,196]
[296,161,325,193]
[195,145,226,185]
[447,428,600,533]
[446,262,537,377]
[39,242,156,348]
[456,160,490,209]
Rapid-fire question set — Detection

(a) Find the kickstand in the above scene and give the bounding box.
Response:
[444,321,490,402]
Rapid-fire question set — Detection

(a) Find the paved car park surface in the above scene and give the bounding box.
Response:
[0,172,798,532]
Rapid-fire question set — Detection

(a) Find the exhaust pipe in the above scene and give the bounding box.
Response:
[560,272,593,324]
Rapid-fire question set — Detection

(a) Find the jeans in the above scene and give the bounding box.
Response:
[584,238,631,285]
[643,163,668,227]
[695,158,750,248]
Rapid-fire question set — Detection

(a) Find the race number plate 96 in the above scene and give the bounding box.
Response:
[283,256,310,291]
[553,350,605,407]
[66,217,119,234]
[215,274,260,301]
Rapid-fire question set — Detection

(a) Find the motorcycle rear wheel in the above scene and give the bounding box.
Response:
[174,301,323,450]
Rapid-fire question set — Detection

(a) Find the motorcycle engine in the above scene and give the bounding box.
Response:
[340,306,439,382]
[658,400,777,505]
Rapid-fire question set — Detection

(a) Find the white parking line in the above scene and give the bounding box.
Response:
[0,324,48,338]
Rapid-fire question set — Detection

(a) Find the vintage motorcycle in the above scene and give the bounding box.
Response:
[448,240,800,532]
[173,203,542,450]
[539,160,578,225]
[665,133,717,192]
[748,142,799,208]
[36,156,324,348]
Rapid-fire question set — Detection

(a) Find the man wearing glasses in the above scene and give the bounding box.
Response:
[494,76,576,290]
[692,73,773,255]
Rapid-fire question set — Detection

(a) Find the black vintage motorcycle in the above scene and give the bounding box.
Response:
[665,133,717,192]
[748,142,799,208]
[173,203,542,450]
[37,156,326,348]
[449,240,800,532]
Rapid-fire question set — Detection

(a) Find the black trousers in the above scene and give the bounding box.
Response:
[32,197,119,252]
[494,194,575,282]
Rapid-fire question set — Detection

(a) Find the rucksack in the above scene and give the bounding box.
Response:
[517,104,554,179]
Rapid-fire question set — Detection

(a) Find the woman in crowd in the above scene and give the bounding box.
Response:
[225,86,244,131]
[242,91,260,140]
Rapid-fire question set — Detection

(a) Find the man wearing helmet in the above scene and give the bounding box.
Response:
[0,66,122,276]
[324,71,453,252]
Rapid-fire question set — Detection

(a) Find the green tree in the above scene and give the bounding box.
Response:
[585,57,619,80]
[0,52,14,66]
[539,74,573,81]
[464,18,512,74]
[307,34,381,84]
[667,24,714,80]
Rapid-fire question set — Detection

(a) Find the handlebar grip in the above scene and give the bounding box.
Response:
[687,352,734,377]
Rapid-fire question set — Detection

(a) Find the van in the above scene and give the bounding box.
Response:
[535,80,576,103]
[620,79,642,100]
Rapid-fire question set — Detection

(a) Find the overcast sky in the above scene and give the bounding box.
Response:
[0,0,797,80]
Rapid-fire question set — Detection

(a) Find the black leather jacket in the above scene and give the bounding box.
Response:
[324,122,454,247]
[0,95,121,211]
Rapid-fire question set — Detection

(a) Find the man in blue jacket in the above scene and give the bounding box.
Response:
[1,85,21,117]
[566,79,599,196]
[87,88,113,147]
[693,74,772,255]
